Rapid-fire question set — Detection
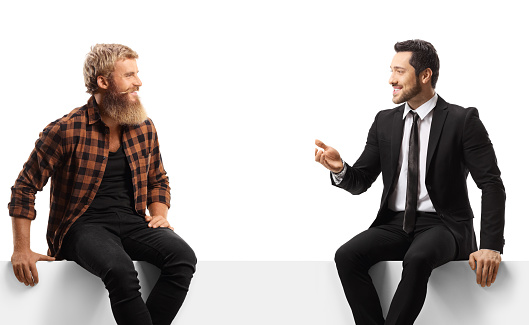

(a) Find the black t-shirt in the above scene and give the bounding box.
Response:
[84,146,135,214]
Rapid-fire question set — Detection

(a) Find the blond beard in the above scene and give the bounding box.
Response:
[100,82,148,126]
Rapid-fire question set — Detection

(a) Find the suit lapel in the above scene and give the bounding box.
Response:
[391,105,405,177]
[426,96,449,174]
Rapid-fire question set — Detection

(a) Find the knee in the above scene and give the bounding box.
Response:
[164,242,197,276]
[101,262,140,294]
[402,252,434,275]
[334,244,349,267]
[335,243,363,271]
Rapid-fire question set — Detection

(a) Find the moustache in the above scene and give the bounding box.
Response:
[119,88,140,94]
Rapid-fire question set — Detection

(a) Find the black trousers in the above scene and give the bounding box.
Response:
[62,210,197,325]
[334,211,457,325]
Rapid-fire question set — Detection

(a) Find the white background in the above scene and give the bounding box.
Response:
[1,0,527,262]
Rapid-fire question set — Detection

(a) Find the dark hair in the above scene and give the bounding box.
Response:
[394,39,440,88]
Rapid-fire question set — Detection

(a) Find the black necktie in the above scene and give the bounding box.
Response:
[403,111,419,234]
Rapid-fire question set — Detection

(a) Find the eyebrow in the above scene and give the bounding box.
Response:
[390,65,406,70]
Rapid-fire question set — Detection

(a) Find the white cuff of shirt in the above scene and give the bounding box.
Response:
[332,161,347,185]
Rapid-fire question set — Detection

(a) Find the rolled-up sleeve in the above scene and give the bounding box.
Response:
[8,121,63,220]
[146,125,171,208]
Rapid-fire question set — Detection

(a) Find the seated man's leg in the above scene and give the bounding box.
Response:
[385,219,457,325]
[62,216,153,325]
[334,221,411,325]
[122,220,197,325]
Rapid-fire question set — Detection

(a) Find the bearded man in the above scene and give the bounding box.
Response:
[315,39,505,325]
[9,44,196,325]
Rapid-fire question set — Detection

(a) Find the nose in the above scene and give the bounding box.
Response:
[134,75,142,87]
[389,72,396,85]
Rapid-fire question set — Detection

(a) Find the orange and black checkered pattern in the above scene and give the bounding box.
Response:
[8,97,171,257]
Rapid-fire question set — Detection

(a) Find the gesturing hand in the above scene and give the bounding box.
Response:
[315,139,344,173]
[469,249,501,287]
[11,249,55,286]
[145,215,174,231]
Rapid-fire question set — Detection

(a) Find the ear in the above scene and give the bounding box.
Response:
[97,75,110,90]
[420,68,433,85]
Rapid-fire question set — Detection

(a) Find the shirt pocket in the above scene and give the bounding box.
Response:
[138,149,152,174]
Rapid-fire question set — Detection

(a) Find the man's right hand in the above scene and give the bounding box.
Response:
[315,139,344,173]
[11,249,55,286]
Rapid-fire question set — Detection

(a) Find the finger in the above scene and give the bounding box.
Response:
[315,139,327,150]
[481,265,489,287]
[13,265,24,284]
[29,263,39,285]
[315,139,328,150]
[150,219,161,228]
[38,254,55,262]
[319,152,327,165]
[468,254,476,270]
[315,150,322,162]
[475,261,482,285]
[148,217,161,227]
[153,218,169,228]
[145,215,153,222]
[21,265,33,286]
[491,263,499,284]
[486,265,494,287]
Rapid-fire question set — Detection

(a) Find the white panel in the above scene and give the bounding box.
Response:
[0,261,525,324]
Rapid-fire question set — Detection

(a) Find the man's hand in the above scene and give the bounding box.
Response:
[145,215,174,231]
[469,249,501,287]
[315,139,344,173]
[11,249,55,287]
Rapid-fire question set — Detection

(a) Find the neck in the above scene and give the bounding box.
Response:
[94,92,104,108]
[100,113,121,130]
[407,88,435,110]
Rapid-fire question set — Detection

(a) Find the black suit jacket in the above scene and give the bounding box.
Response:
[333,96,505,260]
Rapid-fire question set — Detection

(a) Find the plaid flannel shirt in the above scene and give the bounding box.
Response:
[8,97,171,257]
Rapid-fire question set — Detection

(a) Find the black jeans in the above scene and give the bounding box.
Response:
[62,210,197,325]
[334,211,457,325]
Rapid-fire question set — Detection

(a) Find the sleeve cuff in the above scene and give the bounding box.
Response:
[331,161,347,185]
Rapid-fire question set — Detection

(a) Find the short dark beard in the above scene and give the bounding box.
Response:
[99,79,147,126]
[392,77,422,105]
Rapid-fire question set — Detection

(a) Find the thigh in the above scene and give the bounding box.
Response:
[122,226,197,270]
[404,225,457,268]
[62,222,135,277]
[336,224,412,267]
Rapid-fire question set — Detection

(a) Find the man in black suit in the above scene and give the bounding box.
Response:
[315,39,505,325]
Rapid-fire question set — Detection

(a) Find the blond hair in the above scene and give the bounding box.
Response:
[83,44,138,94]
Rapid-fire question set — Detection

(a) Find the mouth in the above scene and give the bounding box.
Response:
[392,86,402,96]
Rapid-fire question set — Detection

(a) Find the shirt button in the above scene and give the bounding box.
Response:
[103,156,107,160]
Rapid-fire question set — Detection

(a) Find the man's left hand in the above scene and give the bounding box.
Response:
[145,215,174,231]
[468,249,501,287]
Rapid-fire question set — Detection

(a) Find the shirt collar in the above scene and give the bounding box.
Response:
[402,93,438,120]
[87,96,103,125]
